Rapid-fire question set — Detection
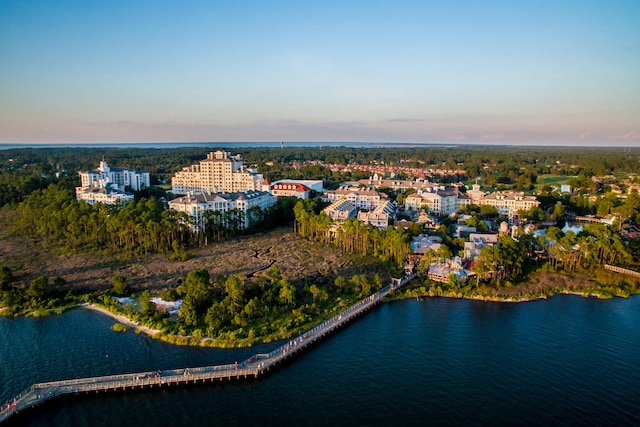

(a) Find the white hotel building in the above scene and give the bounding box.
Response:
[75,184,134,206]
[79,160,150,191]
[76,160,149,205]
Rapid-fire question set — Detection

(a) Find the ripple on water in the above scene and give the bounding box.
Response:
[2,296,640,426]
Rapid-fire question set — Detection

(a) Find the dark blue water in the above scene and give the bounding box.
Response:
[2,296,639,426]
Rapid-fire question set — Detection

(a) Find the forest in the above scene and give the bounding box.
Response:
[6,183,295,257]
[87,265,385,346]
[2,144,639,207]
[2,144,640,344]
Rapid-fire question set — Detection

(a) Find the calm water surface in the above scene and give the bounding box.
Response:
[1,296,639,426]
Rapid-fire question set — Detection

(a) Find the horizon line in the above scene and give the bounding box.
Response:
[1,141,639,149]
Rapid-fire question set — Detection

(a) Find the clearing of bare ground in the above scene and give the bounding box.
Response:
[0,226,391,293]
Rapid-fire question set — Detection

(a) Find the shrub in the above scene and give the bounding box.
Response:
[111,323,128,333]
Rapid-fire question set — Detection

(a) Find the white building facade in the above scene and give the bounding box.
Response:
[270,181,312,199]
[76,160,147,205]
[79,160,150,191]
[478,191,539,217]
[75,184,134,206]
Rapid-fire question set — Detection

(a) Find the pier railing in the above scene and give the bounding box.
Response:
[0,273,415,424]
[604,264,640,278]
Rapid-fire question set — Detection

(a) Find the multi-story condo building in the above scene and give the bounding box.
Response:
[356,173,440,193]
[404,183,537,218]
[168,190,276,230]
[405,188,462,215]
[76,160,147,205]
[477,191,539,217]
[323,199,357,221]
[322,186,389,210]
[79,160,150,191]
[357,199,397,230]
[171,150,264,195]
[466,184,539,217]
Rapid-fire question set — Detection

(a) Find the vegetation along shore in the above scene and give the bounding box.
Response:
[2,146,640,347]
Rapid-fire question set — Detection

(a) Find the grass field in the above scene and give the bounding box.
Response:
[538,175,574,185]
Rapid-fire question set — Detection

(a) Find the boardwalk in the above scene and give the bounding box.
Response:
[604,264,640,278]
[0,274,415,424]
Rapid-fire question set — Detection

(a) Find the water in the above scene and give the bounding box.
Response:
[0,142,457,150]
[2,296,639,426]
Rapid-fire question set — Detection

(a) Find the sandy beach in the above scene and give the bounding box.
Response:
[84,304,162,337]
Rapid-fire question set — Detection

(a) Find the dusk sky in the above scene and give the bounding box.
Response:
[1,1,639,146]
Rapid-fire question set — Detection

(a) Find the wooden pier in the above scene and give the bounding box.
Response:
[604,264,640,278]
[0,274,415,424]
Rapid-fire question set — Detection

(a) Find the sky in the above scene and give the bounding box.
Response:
[1,0,639,146]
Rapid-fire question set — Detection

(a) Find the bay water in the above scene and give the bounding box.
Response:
[1,295,639,426]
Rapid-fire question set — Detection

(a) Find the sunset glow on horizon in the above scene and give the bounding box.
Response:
[1,1,639,146]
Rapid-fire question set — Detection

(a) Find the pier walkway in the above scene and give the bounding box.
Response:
[604,264,640,278]
[0,274,415,424]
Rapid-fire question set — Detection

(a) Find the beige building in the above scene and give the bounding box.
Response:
[479,191,539,217]
[168,190,276,230]
[323,199,357,221]
[356,173,439,193]
[405,188,461,215]
[322,186,389,210]
[357,200,397,230]
[171,150,264,195]
[465,183,539,217]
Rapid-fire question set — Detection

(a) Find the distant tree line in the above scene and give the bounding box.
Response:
[2,145,640,209]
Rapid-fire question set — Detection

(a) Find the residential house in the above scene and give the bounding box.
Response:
[463,233,499,259]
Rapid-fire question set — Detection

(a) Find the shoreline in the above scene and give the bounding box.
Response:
[79,285,637,350]
[83,304,162,337]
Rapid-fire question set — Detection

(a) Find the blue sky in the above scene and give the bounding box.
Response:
[1,0,639,145]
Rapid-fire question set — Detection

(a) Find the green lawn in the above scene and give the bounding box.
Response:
[538,175,574,185]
